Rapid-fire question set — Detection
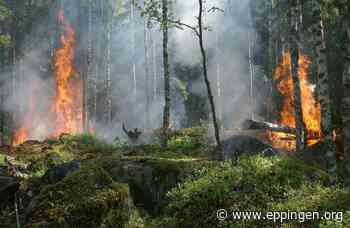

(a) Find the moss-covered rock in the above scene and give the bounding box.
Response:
[98,156,215,214]
[26,165,144,228]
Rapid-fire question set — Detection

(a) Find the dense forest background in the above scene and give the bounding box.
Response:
[0,0,348,140]
[1,0,350,227]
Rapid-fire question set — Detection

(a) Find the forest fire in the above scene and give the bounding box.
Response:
[13,80,40,145]
[51,9,83,137]
[13,9,82,145]
[268,50,321,151]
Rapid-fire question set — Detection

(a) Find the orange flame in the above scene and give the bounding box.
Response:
[13,127,29,146]
[13,9,83,145]
[13,80,39,145]
[268,50,321,151]
[51,9,83,137]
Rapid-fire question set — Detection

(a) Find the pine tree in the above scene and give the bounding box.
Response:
[161,0,171,149]
[342,8,350,182]
[288,0,306,151]
[310,0,337,180]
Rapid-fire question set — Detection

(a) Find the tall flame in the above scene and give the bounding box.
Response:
[51,9,83,136]
[268,50,321,151]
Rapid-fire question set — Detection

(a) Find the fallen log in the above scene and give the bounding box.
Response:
[242,119,296,134]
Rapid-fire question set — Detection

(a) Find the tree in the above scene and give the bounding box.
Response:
[133,0,172,148]
[197,0,222,158]
[161,0,171,149]
[104,2,112,125]
[309,0,337,180]
[336,0,350,182]
[288,0,306,151]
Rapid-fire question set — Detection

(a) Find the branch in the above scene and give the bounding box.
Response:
[168,19,199,37]
[207,6,224,13]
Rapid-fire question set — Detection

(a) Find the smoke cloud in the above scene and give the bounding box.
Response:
[0,0,264,143]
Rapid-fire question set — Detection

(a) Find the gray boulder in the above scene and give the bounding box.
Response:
[221,135,277,160]
[42,161,81,184]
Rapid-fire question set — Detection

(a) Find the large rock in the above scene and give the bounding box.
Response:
[26,165,143,228]
[0,176,20,209]
[100,157,214,214]
[221,135,277,160]
[41,161,81,184]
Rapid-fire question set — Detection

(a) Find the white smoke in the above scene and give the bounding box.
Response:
[0,0,263,143]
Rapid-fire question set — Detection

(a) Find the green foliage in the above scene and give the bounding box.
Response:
[160,155,348,228]
[146,127,210,157]
[62,133,118,155]
[0,1,12,22]
[167,127,209,155]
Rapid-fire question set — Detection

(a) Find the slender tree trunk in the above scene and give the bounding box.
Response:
[161,0,171,149]
[310,1,337,180]
[248,9,255,120]
[342,19,350,182]
[198,0,222,159]
[144,21,151,128]
[10,47,16,145]
[152,29,158,101]
[0,47,4,145]
[105,12,112,124]
[84,0,93,132]
[289,0,306,151]
[131,1,137,102]
[91,0,97,131]
[215,30,222,123]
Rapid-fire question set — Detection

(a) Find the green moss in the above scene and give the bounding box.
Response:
[0,153,5,165]
[161,155,348,228]
[27,165,142,228]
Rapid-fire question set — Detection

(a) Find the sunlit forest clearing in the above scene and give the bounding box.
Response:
[0,0,350,227]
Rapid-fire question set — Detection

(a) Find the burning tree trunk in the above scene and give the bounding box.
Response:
[198,0,222,158]
[288,0,306,151]
[51,9,83,137]
[243,119,296,134]
[310,1,337,180]
[161,0,171,149]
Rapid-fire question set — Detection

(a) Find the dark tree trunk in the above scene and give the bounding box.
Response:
[310,0,337,181]
[289,0,306,151]
[162,0,171,149]
[243,119,296,134]
[144,22,151,128]
[198,0,222,159]
[342,14,350,183]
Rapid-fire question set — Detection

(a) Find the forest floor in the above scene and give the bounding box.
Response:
[0,128,350,227]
